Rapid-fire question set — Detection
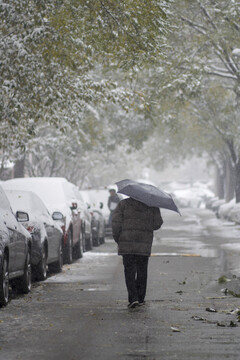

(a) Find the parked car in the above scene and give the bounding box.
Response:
[80,190,105,247]
[5,189,63,280]
[0,186,32,307]
[212,199,226,217]
[81,188,125,237]
[205,196,219,210]
[218,199,236,221]
[72,186,93,251]
[3,177,82,264]
[87,189,111,236]
[229,203,240,224]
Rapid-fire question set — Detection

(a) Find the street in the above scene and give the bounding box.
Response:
[1,208,240,360]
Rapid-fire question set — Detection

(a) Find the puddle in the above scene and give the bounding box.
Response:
[45,251,119,284]
[151,253,201,257]
[79,285,112,292]
[158,237,218,258]
[221,243,240,252]
[125,350,156,359]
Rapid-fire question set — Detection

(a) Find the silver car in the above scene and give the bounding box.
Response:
[80,190,105,247]
[0,186,32,307]
[5,189,63,280]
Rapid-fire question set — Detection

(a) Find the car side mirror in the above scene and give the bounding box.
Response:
[52,211,64,221]
[16,211,29,222]
[99,202,103,209]
[70,202,78,211]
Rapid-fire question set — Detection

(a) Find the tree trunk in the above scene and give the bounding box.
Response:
[235,162,240,203]
[225,157,235,202]
[214,165,224,199]
[14,155,25,178]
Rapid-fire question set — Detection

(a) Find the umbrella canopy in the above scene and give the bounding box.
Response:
[116,179,180,215]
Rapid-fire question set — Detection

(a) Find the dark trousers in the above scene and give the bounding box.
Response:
[122,254,149,303]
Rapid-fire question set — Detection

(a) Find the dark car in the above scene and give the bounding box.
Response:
[0,186,32,307]
[3,177,83,264]
[5,189,64,280]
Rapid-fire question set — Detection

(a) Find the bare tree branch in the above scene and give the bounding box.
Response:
[197,1,217,30]
[206,71,237,80]
[99,0,142,48]
[180,16,207,35]
[224,17,240,32]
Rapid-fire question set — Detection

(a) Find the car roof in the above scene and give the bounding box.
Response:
[3,177,76,212]
[5,189,49,215]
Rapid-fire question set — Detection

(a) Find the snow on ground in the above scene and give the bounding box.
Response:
[202,213,240,259]
[229,203,240,224]
[218,199,236,220]
[45,240,118,284]
[164,181,214,209]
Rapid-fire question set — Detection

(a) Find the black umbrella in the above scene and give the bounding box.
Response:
[116,179,180,215]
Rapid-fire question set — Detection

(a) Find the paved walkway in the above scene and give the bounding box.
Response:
[0,209,240,359]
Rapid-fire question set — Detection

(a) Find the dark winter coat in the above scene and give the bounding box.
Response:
[108,194,120,212]
[112,198,163,256]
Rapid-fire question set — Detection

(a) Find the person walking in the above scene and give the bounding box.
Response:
[112,197,163,308]
[107,187,120,226]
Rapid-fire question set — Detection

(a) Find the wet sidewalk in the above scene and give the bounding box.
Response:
[0,208,240,359]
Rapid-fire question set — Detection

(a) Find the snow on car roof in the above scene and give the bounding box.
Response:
[5,189,49,216]
[2,177,76,213]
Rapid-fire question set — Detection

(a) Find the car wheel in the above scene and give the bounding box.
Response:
[20,248,32,294]
[66,230,73,264]
[49,240,63,273]
[0,253,9,307]
[36,245,47,281]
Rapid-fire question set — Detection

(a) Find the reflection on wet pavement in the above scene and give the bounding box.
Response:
[158,237,218,258]
[152,253,201,257]
[45,247,119,284]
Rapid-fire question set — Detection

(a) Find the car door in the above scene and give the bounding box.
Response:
[71,206,81,247]
[81,203,91,238]
[0,187,25,272]
[14,222,28,271]
[65,184,82,247]
[5,226,16,274]
[42,212,60,263]
[75,190,91,239]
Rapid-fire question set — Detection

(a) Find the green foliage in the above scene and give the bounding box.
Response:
[47,0,171,68]
[0,0,172,167]
[218,275,228,284]
[142,0,240,168]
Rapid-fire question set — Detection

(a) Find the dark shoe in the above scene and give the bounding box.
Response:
[138,301,145,306]
[128,301,139,309]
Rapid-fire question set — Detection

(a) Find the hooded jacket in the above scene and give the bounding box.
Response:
[112,198,163,256]
[108,193,120,212]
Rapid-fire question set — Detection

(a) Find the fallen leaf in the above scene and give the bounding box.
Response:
[217,322,226,327]
[171,327,180,332]
[228,321,237,328]
[192,316,205,321]
[206,307,217,313]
